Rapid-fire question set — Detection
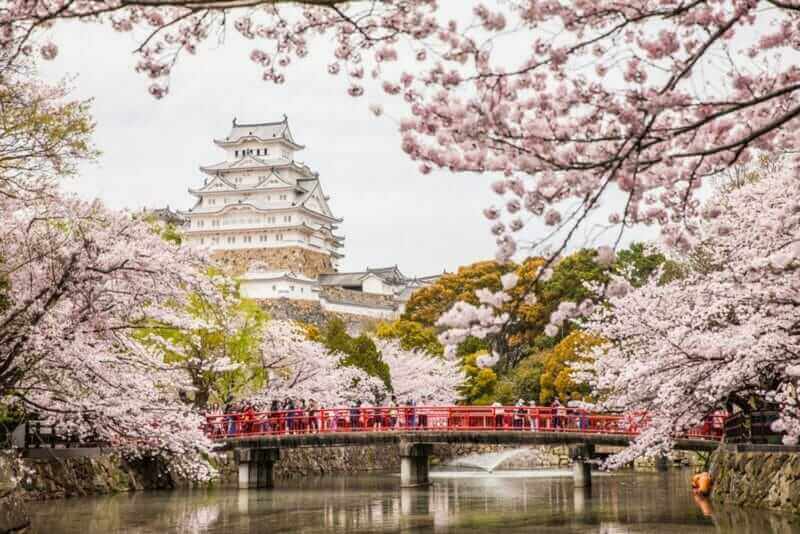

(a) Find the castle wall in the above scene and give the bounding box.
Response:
[256,299,379,333]
[212,246,333,278]
[319,287,397,309]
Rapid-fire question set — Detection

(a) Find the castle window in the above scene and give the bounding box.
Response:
[290,285,294,292]
[200,238,205,245]
[279,194,287,201]
[235,150,239,157]
[227,236,236,244]
[244,235,252,244]
[284,215,292,223]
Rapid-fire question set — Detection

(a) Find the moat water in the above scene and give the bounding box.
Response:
[29,469,800,533]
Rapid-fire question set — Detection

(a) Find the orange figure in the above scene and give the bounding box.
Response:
[691,472,713,496]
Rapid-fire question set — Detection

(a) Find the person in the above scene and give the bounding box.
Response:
[558,400,568,429]
[492,401,505,429]
[269,399,280,433]
[388,395,399,429]
[225,403,238,436]
[418,396,429,429]
[372,400,382,430]
[211,403,224,437]
[308,399,319,433]
[350,400,361,430]
[326,403,338,432]
[242,404,255,434]
[514,399,526,429]
[551,398,567,429]
[284,398,295,434]
[528,399,538,431]
[408,398,417,428]
[400,398,410,429]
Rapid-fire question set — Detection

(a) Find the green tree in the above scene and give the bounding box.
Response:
[317,318,392,390]
[373,319,443,356]
[0,68,98,199]
[144,275,269,409]
[613,242,668,287]
[500,355,544,404]
[459,351,499,405]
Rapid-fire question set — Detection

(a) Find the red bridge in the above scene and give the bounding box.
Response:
[205,405,724,441]
[206,406,725,489]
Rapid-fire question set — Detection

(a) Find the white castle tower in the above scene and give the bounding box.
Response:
[177,115,441,318]
[182,116,344,299]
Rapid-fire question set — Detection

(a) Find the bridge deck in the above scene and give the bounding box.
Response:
[222,429,718,452]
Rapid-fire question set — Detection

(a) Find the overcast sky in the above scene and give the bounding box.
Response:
[40,22,655,276]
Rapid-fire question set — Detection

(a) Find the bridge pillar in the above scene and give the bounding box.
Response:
[236,448,280,489]
[400,443,433,487]
[570,444,594,488]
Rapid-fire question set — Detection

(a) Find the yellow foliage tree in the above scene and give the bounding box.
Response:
[402,257,547,366]
[539,330,603,404]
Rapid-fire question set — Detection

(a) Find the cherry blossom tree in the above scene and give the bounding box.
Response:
[579,164,800,465]
[10,0,800,368]
[256,320,387,406]
[0,192,217,480]
[8,1,800,256]
[0,59,96,198]
[376,339,464,404]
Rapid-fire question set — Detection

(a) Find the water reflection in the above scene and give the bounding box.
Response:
[30,470,800,533]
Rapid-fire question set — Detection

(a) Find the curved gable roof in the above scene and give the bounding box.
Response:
[214,117,304,149]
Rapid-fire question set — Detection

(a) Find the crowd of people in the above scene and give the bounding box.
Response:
[204,397,605,437]
[205,396,438,437]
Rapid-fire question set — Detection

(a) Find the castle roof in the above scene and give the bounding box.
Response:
[145,206,187,226]
[318,266,407,288]
[214,116,304,149]
[199,157,314,176]
[366,265,407,285]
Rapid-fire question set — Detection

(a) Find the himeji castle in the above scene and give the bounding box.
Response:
[176,116,440,319]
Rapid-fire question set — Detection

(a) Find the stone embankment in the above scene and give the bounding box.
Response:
[0,451,177,501]
[216,443,577,484]
[257,298,377,332]
[711,444,800,514]
[0,451,183,532]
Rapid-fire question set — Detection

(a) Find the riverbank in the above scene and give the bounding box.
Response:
[711,444,800,515]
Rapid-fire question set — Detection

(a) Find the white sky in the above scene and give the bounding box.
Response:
[39,21,656,276]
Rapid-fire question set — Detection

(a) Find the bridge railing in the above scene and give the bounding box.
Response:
[204,406,725,442]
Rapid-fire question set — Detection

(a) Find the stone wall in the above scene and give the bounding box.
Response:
[212,247,332,277]
[0,451,183,502]
[217,444,571,484]
[319,287,398,310]
[256,298,379,332]
[711,445,800,514]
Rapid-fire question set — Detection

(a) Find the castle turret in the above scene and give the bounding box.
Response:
[182,116,344,283]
